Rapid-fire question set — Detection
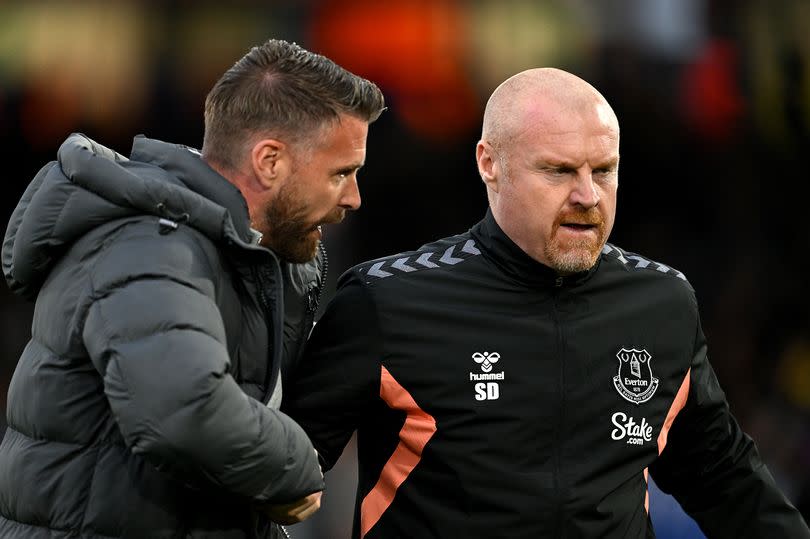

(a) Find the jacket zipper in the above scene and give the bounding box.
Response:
[307,242,329,317]
[251,259,285,405]
[280,525,292,538]
[551,282,566,538]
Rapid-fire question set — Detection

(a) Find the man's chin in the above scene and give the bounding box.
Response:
[267,236,320,264]
[546,246,601,275]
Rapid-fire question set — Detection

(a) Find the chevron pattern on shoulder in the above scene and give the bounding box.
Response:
[361,239,481,280]
[601,244,687,281]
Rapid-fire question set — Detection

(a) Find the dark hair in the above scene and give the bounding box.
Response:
[202,39,385,171]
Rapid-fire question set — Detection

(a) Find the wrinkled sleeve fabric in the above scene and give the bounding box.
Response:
[81,227,323,503]
[283,270,381,471]
[649,294,810,538]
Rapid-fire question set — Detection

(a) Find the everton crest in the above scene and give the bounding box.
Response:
[613,348,658,405]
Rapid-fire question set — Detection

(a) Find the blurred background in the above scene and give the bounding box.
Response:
[1,0,808,537]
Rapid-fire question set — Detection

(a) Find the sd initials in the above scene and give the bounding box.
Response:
[474,382,499,401]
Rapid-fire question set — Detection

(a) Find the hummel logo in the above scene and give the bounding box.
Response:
[472,351,500,372]
[470,351,504,401]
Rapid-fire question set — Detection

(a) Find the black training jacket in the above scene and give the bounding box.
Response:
[0,134,324,538]
[285,210,809,539]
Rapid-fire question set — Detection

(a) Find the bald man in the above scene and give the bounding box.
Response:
[284,69,810,538]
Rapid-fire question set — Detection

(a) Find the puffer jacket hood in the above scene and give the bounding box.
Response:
[0,134,325,539]
[3,133,261,299]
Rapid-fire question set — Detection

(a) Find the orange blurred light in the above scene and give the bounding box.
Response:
[680,39,746,144]
[309,0,478,142]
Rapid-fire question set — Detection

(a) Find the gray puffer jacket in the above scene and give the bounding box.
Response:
[0,134,325,538]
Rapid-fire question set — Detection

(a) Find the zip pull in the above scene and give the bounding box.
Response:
[555,276,564,287]
[306,288,319,315]
[308,242,329,315]
[155,202,189,235]
[158,218,179,235]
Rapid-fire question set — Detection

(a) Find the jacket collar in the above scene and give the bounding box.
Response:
[470,209,599,287]
[130,135,254,244]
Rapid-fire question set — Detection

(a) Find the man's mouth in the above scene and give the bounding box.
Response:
[560,223,598,231]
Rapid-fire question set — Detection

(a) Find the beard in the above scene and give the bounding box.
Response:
[261,181,344,263]
[543,207,607,274]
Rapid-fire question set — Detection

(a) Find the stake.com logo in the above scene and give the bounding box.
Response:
[610,411,653,446]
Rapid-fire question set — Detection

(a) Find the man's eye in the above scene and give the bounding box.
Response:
[594,169,616,180]
[335,170,356,182]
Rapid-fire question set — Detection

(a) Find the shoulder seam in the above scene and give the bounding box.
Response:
[356,238,481,282]
[601,243,687,281]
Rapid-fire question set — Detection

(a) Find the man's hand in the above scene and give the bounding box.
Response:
[258,491,323,525]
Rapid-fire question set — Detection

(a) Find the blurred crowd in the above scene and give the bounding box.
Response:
[0,1,808,537]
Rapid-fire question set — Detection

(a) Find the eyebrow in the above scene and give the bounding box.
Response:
[541,157,620,170]
[600,156,621,167]
[330,162,365,176]
[594,159,620,170]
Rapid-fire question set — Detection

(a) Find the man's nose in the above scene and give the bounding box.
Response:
[569,170,600,208]
[340,176,361,210]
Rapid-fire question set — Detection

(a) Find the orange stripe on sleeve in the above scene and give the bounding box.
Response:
[644,468,650,514]
[657,368,691,455]
[645,371,691,521]
[360,366,437,538]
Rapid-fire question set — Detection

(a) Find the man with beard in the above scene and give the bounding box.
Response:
[283,68,810,538]
[0,39,384,538]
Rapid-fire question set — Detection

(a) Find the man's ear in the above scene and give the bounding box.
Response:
[251,138,290,189]
[476,140,500,193]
